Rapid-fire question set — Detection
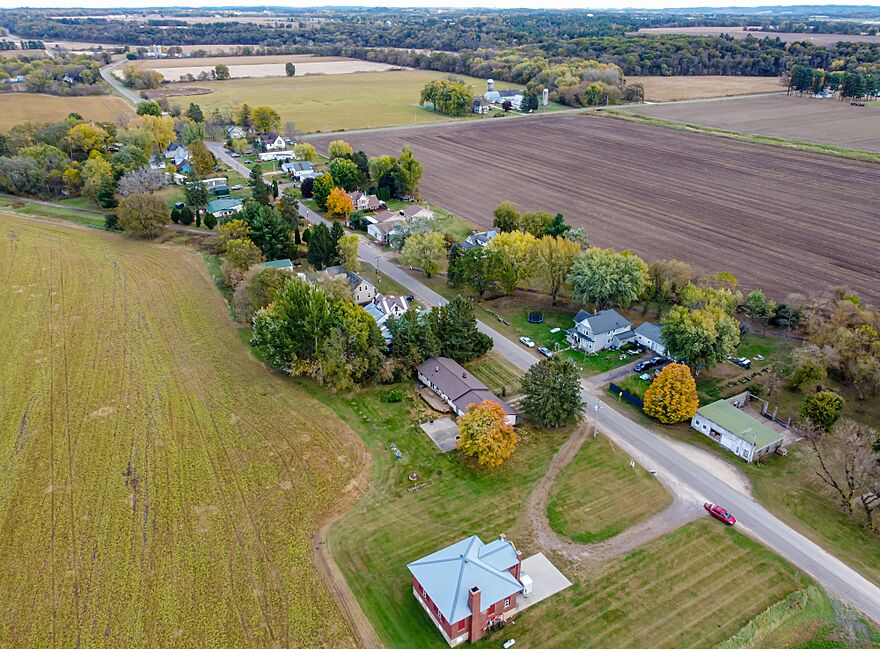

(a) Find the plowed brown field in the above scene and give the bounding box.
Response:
[311,114,880,303]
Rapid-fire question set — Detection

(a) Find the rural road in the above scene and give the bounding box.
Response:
[99,60,141,105]
[293,200,880,624]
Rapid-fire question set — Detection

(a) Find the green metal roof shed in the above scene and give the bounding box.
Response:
[696,400,782,450]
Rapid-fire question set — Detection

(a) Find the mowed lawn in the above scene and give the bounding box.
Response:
[180,70,523,133]
[0,214,364,648]
[547,436,672,543]
[495,520,811,649]
[0,93,133,131]
[317,384,812,649]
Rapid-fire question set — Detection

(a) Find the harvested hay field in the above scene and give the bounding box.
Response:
[0,214,365,648]
[311,114,880,303]
[626,94,880,152]
[628,75,783,102]
[126,54,399,80]
[0,94,133,131]
[184,70,521,133]
[629,26,880,45]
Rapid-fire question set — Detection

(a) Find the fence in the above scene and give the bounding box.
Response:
[609,383,644,409]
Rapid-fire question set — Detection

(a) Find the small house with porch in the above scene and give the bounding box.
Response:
[348,191,385,213]
[259,133,286,150]
[633,322,666,356]
[416,357,518,425]
[567,309,633,354]
[206,197,243,220]
[408,535,525,646]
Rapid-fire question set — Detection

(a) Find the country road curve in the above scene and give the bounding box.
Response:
[292,198,880,624]
[99,59,141,105]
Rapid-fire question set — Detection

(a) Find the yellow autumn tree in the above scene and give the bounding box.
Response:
[643,362,699,424]
[457,400,517,468]
[326,187,354,219]
[486,230,537,294]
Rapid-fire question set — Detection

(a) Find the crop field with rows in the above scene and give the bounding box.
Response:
[0,214,365,648]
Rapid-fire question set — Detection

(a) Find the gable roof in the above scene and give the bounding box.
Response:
[400,205,433,220]
[696,400,783,450]
[408,535,522,624]
[460,229,497,250]
[634,322,664,346]
[416,357,514,416]
[259,132,282,143]
[575,308,631,335]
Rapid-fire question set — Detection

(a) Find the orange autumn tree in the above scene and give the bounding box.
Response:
[457,400,516,468]
[326,187,354,219]
[643,362,699,424]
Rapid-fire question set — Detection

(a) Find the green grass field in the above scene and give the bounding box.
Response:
[314,382,814,649]
[0,196,106,228]
[179,70,526,133]
[547,436,672,543]
[0,214,365,648]
[464,351,524,397]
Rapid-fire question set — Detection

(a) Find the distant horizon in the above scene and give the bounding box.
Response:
[6,1,880,11]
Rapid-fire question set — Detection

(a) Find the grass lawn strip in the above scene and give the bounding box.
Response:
[547,436,672,543]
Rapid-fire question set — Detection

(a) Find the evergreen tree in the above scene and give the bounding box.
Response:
[195,211,202,228]
[241,203,292,261]
[545,213,571,237]
[307,222,334,270]
[249,164,271,205]
[426,296,493,363]
[272,178,279,199]
[520,356,583,427]
[388,309,440,368]
[178,205,194,225]
[186,102,204,123]
[203,211,217,230]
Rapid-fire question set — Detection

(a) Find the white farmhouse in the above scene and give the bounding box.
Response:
[566,309,634,353]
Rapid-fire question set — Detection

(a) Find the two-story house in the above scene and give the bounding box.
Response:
[566,308,633,353]
[408,535,525,646]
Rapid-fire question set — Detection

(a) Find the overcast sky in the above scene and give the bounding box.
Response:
[8,0,880,9]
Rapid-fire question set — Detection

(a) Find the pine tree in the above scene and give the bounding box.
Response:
[249,164,271,205]
[520,356,583,427]
[307,222,333,270]
[427,296,493,363]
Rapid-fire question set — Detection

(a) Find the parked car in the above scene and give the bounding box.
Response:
[634,358,656,372]
[230,152,242,158]
[704,502,736,526]
[404,294,414,302]
[230,184,244,191]
[538,346,552,358]
[728,356,752,369]
[519,336,535,348]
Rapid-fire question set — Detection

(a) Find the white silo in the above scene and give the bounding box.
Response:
[486,78,495,92]
[542,88,549,106]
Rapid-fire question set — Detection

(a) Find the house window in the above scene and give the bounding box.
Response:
[504,598,510,608]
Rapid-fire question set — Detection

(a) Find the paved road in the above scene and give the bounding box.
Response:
[292,210,880,623]
[99,60,141,105]
[206,142,252,177]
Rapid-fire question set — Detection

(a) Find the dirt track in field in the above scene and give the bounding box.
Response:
[310,114,880,303]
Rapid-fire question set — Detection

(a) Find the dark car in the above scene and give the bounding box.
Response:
[634,358,656,373]
[404,294,415,302]
[704,502,736,526]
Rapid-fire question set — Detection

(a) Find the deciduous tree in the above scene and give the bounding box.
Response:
[338,235,360,272]
[223,237,262,272]
[293,142,316,162]
[136,100,162,116]
[252,106,281,134]
[327,139,353,159]
[312,173,334,211]
[521,210,553,237]
[520,356,583,427]
[116,192,169,238]
[447,245,498,298]
[486,230,537,293]
[328,157,362,191]
[492,201,520,233]
[285,62,296,77]
[399,231,446,278]
[218,218,252,253]
[661,306,740,372]
[800,390,845,432]
[643,363,699,424]
[189,139,215,177]
[534,235,580,305]
[116,167,166,196]
[458,400,517,468]
[397,146,423,197]
[326,187,354,219]
[568,247,648,309]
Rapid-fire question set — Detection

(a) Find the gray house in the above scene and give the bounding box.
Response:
[567,309,633,353]
[633,322,666,356]
[323,265,378,305]
[417,357,518,425]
